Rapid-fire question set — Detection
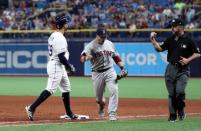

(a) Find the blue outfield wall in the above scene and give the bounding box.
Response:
[0,42,200,76]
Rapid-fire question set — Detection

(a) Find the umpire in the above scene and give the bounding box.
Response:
[150,18,200,122]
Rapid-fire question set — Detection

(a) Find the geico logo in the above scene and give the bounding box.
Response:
[121,53,157,65]
[0,51,49,68]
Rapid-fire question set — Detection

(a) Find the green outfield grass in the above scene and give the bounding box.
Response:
[0,77,201,99]
[0,116,201,131]
[0,76,201,130]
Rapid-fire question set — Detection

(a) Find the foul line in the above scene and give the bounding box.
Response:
[0,112,201,127]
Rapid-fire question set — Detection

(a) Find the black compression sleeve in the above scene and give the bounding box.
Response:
[58,52,71,69]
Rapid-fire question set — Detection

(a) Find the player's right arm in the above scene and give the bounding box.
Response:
[150,32,163,52]
[80,53,93,63]
[80,43,93,63]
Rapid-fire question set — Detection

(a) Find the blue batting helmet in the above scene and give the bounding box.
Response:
[55,14,71,29]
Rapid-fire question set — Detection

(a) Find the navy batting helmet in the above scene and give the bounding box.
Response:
[96,28,107,38]
[55,14,71,29]
[96,24,107,38]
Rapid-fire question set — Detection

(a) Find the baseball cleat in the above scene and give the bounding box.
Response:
[168,119,176,123]
[68,113,78,120]
[178,110,186,121]
[98,109,105,118]
[98,102,105,118]
[25,106,34,121]
[109,116,117,121]
[168,114,177,122]
[109,111,117,121]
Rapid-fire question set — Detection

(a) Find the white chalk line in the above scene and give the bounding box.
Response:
[0,112,201,127]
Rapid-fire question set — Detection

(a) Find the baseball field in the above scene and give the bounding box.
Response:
[0,76,201,131]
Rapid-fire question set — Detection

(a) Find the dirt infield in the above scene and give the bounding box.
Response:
[0,96,201,125]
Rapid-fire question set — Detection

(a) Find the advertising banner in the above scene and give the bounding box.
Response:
[84,42,168,76]
[0,44,48,75]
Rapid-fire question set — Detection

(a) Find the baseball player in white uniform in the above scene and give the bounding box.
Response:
[25,14,77,121]
[80,27,128,120]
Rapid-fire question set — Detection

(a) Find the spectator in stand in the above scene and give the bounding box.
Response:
[0,0,200,30]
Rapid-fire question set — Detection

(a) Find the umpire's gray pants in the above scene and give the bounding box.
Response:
[165,64,190,115]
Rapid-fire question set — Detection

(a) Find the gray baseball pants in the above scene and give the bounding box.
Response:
[165,63,190,115]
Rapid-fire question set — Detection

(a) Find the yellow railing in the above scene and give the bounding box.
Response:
[0,28,201,33]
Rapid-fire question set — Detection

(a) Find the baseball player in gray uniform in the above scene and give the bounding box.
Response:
[80,27,128,120]
[25,14,77,121]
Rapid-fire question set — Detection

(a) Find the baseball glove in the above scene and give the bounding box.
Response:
[116,68,128,81]
[66,64,76,74]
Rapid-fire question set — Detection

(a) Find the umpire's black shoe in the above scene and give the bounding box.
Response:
[25,106,35,121]
[168,114,177,122]
[178,110,186,121]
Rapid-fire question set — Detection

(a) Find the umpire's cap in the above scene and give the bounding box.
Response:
[55,14,71,29]
[171,18,185,27]
[96,28,107,38]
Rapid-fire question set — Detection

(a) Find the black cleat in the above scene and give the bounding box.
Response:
[67,113,78,120]
[178,110,186,121]
[25,106,34,121]
[168,114,177,122]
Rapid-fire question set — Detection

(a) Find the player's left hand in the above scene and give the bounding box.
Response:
[66,64,76,73]
[179,56,189,65]
[116,68,128,81]
[70,64,76,73]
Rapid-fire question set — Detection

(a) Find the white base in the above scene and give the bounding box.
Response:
[60,114,90,120]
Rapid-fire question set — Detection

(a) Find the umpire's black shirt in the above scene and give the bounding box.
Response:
[160,33,200,66]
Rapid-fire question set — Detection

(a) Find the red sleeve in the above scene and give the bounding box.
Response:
[113,56,122,64]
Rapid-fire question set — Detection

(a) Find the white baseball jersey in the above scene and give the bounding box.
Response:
[82,39,119,71]
[46,31,71,94]
[48,31,69,62]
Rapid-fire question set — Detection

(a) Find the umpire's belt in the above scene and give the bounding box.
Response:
[170,62,182,68]
[92,67,111,73]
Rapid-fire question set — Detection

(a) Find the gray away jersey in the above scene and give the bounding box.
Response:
[82,39,119,71]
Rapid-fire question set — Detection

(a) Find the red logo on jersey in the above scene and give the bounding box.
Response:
[94,50,113,58]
